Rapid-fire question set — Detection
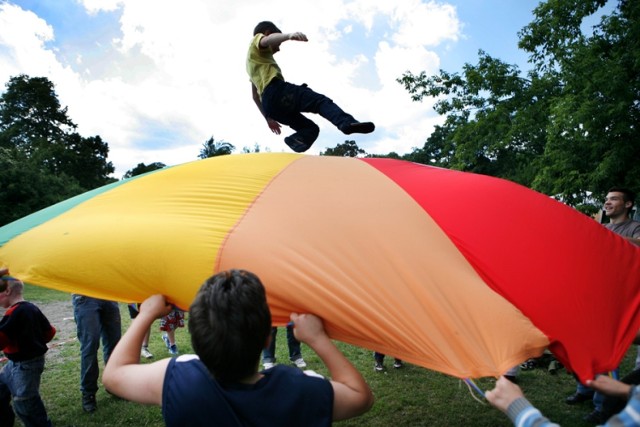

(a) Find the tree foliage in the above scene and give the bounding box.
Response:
[397,0,639,213]
[123,162,166,179]
[0,75,115,225]
[198,136,235,159]
[320,140,366,157]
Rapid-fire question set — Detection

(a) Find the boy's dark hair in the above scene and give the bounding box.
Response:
[253,21,281,36]
[608,187,636,207]
[188,269,272,383]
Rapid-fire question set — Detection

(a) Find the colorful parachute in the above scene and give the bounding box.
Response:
[1,153,639,381]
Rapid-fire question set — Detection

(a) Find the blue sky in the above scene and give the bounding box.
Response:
[0,1,559,176]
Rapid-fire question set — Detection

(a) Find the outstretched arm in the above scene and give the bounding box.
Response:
[291,313,373,421]
[103,294,173,405]
[587,375,632,399]
[259,32,308,50]
[251,84,281,134]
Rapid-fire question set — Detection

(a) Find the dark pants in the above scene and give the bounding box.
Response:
[72,295,122,397]
[601,368,640,421]
[374,352,401,364]
[261,79,355,151]
[0,356,51,427]
[262,326,302,363]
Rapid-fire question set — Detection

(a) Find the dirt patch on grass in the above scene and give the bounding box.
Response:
[40,299,78,359]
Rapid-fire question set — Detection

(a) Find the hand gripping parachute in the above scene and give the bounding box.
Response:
[1,153,639,381]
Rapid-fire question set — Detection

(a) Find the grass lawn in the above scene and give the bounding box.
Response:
[21,285,635,426]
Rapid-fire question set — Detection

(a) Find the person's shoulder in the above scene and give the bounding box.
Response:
[250,33,264,47]
[165,355,207,384]
[8,300,33,313]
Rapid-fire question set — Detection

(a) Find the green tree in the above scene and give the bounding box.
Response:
[520,0,640,209]
[0,147,84,226]
[398,0,639,213]
[398,51,558,186]
[0,75,115,225]
[320,140,366,157]
[0,75,115,186]
[122,162,166,179]
[198,136,235,158]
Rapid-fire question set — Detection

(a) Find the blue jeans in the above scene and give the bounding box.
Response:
[262,326,302,363]
[0,356,51,427]
[261,79,355,151]
[72,295,122,396]
[576,370,618,412]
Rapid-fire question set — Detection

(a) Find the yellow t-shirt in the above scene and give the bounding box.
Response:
[246,33,284,96]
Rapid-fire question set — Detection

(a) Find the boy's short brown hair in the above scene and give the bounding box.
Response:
[253,21,281,36]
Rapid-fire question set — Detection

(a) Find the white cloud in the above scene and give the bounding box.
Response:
[0,0,461,176]
[0,3,57,83]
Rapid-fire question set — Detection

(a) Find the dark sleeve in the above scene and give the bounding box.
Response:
[43,325,56,343]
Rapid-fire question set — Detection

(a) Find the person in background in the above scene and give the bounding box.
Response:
[102,269,374,425]
[262,325,307,370]
[72,294,121,413]
[160,308,184,356]
[373,352,403,372]
[127,304,153,359]
[565,187,640,423]
[602,187,640,246]
[0,269,56,427]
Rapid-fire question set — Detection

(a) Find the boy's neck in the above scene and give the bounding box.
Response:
[237,372,263,385]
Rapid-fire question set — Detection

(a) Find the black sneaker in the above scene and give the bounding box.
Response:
[340,122,375,135]
[584,410,606,425]
[393,359,404,369]
[82,394,97,413]
[284,136,312,153]
[565,392,592,405]
[374,361,384,372]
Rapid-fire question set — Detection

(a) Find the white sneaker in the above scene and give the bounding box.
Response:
[141,347,153,359]
[293,358,307,368]
[263,362,276,370]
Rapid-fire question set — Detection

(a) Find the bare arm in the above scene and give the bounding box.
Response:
[0,267,8,276]
[102,294,173,405]
[624,236,640,246]
[259,32,308,49]
[251,83,281,134]
[587,375,632,399]
[290,313,373,421]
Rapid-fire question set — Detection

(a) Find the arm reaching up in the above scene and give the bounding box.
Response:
[103,294,173,405]
[290,313,373,421]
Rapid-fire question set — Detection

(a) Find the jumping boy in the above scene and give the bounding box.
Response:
[103,269,373,426]
[0,270,56,427]
[247,21,375,153]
